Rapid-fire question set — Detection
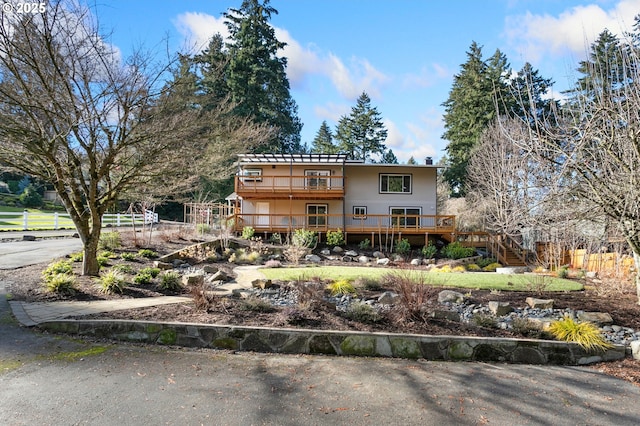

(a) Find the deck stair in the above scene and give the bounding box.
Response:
[487,234,528,267]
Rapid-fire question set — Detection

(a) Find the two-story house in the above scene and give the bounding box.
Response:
[230,153,455,246]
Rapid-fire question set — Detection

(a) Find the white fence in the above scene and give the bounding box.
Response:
[0,210,158,231]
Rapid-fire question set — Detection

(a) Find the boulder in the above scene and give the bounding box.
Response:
[525,297,554,309]
[320,249,331,256]
[202,264,219,274]
[438,290,466,304]
[208,270,228,282]
[153,261,173,270]
[341,256,353,262]
[488,301,513,316]
[305,254,322,263]
[376,258,390,266]
[577,311,614,326]
[377,291,399,304]
[182,273,204,286]
[251,278,273,289]
[431,309,461,322]
[345,250,358,257]
[332,246,344,253]
[410,258,421,266]
[358,255,370,263]
[372,251,384,259]
[631,340,640,361]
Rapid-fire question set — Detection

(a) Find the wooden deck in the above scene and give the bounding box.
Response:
[235,175,345,199]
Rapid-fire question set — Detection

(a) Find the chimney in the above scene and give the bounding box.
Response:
[425,157,433,165]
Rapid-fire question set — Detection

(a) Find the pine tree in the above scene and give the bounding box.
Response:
[311,121,338,153]
[224,0,302,153]
[378,149,398,164]
[334,92,388,161]
[406,156,417,165]
[509,62,557,124]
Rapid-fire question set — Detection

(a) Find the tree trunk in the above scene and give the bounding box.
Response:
[82,236,100,276]
[634,251,640,305]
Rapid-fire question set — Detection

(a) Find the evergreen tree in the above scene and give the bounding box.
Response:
[194,34,230,109]
[311,121,338,153]
[406,156,417,165]
[334,92,388,161]
[378,148,398,164]
[224,0,302,153]
[509,62,557,124]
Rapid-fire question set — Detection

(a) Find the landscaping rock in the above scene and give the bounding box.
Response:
[377,291,399,304]
[252,279,273,289]
[358,255,369,263]
[341,256,353,262]
[431,309,461,322]
[410,258,421,266]
[345,250,358,257]
[488,301,513,316]
[202,265,219,274]
[376,258,390,266]
[631,340,640,361]
[182,273,204,286]
[153,261,173,270]
[209,270,228,282]
[372,251,384,258]
[305,254,322,263]
[438,290,465,304]
[22,235,36,241]
[577,312,614,326]
[585,271,597,279]
[526,297,554,309]
[332,246,343,253]
[320,249,331,256]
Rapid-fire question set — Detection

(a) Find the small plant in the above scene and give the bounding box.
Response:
[97,255,110,267]
[482,262,502,272]
[471,313,498,328]
[548,316,613,351]
[432,264,452,273]
[292,229,317,248]
[98,231,121,250]
[525,274,551,295]
[68,252,84,263]
[451,265,466,273]
[383,271,439,323]
[466,263,481,272]
[477,257,497,268]
[358,238,371,250]
[269,233,282,244]
[240,297,276,313]
[354,276,382,291]
[42,260,73,281]
[326,279,356,296]
[343,302,382,323]
[120,252,137,261]
[139,267,161,278]
[442,241,475,259]
[97,271,126,294]
[43,273,77,295]
[137,249,158,259]
[190,282,216,312]
[421,241,437,259]
[111,264,134,274]
[159,271,182,291]
[557,267,569,279]
[133,271,154,285]
[326,229,345,246]
[196,223,210,234]
[394,238,411,255]
[264,259,282,268]
[242,226,255,239]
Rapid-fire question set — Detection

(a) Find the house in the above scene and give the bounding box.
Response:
[230,153,455,247]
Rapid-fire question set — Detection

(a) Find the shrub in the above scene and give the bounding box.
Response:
[394,238,411,255]
[292,229,317,248]
[442,242,475,259]
[557,267,569,279]
[343,302,382,323]
[525,274,551,295]
[19,184,42,208]
[137,249,158,259]
[240,297,276,313]
[326,229,345,246]
[477,257,497,268]
[68,252,84,263]
[421,242,437,259]
[482,262,502,272]
[354,276,382,291]
[139,267,161,278]
[196,223,210,234]
[97,271,126,294]
[326,279,356,296]
[451,265,466,273]
[466,263,481,271]
[264,259,282,268]
[548,316,613,351]
[96,255,110,267]
[383,271,439,323]
[159,271,182,291]
[242,226,255,239]
[269,233,282,244]
[190,282,216,312]
[98,231,121,251]
[43,273,77,295]
[358,238,371,250]
[120,252,137,261]
[111,264,134,274]
[42,260,73,281]
[133,271,154,285]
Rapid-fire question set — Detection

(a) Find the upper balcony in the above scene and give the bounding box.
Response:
[234,175,346,199]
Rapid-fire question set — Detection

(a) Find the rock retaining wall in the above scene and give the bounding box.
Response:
[39,320,625,365]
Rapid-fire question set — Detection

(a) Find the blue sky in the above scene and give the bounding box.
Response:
[96,0,639,163]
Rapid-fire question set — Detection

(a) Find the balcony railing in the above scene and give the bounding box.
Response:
[235,175,345,197]
[231,213,455,234]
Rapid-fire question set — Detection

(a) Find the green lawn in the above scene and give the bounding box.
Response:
[0,206,75,230]
[260,265,583,292]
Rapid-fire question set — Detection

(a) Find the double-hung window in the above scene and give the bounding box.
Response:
[307,204,328,227]
[380,174,411,193]
[391,207,421,227]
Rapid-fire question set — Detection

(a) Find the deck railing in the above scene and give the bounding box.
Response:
[235,175,345,196]
[231,213,455,234]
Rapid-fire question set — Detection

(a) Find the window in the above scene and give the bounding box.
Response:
[305,170,330,189]
[380,174,411,193]
[241,168,262,181]
[307,204,328,227]
[391,207,421,227]
[353,206,367,219]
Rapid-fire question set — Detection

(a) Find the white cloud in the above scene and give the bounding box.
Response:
[402,63,452,89]
[314,102,350,122]
[504,0,640,62]
[173,12,229,53]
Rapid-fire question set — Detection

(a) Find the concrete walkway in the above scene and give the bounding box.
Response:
[8,265,264,327]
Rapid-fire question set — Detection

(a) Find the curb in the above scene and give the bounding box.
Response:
[37,318,626,366]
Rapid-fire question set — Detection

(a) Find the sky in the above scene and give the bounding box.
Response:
[95,0,640,164]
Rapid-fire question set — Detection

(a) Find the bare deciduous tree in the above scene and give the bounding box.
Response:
[0,2,270,275]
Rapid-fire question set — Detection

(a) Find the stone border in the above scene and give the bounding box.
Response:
[38,319,625,365]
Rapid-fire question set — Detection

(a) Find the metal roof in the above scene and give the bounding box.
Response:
[237,153,360,164]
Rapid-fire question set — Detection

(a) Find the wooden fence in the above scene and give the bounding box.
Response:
[569,249,635,277]
[0,210,158,231]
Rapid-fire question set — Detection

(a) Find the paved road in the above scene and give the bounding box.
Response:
[0,237,82,269]
[1,237,640,425]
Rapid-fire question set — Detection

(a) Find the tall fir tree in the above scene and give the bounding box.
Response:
[224,0,302,153]
[378,148,398,164]
[334,92,388,161]
[509,62,557,124]
[311,120,338,153]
